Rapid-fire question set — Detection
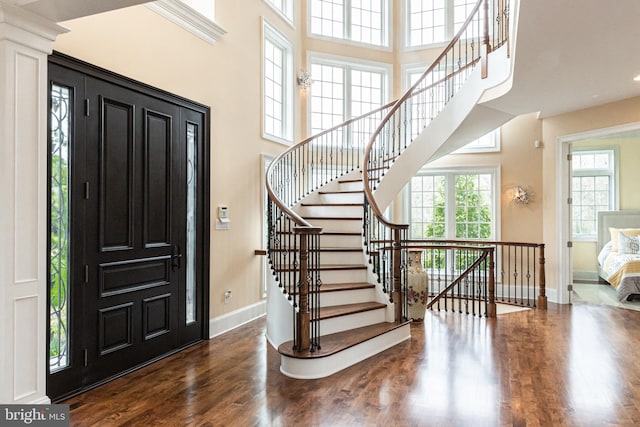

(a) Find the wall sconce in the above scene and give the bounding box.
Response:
[297,69,313,90]
[512,186,530,205]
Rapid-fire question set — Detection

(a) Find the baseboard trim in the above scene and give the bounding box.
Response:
[209,301,267,338]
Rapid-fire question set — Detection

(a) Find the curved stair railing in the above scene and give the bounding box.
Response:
[267,0,513,354]
[266,102,396,352]
[362,0,512,321]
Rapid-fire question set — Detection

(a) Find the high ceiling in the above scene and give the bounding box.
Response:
[484,0,640,118]
[6,0,640,119]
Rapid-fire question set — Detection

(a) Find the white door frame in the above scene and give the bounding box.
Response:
[556,121,640,304]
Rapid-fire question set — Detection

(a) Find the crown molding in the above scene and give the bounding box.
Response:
[146,0,226,45]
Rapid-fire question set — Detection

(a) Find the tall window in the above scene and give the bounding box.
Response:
[571,148,618,240]
[406,0,478,47]
[310,0,388,47]
[266,0,294,24]
[409,168,497,240]
[263,20,294,144]
[309,55,390,145]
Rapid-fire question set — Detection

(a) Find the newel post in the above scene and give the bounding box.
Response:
[487,249,497,317]
[296,229,311,351]
[392,228,403,322]
[538,244,548,309]
[481,0,491,78]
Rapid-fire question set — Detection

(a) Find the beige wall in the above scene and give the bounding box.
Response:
[53,2,304,319]
[421,113,543,243]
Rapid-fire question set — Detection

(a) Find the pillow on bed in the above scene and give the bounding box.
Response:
[618,232,640,254]
[609,227,640,251]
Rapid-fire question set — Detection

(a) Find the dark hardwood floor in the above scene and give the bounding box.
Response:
[65,302,640,426]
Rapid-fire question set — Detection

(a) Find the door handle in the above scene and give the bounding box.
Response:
[172,245,182,271]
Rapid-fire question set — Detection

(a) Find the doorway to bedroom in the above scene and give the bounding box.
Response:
[563,123,640,309]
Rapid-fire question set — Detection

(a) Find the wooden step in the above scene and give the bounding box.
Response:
[338,178,362,184]
[278,321,408,359]
[316,301,386,321]
[302,216,362,221]
[300,203,362,207]
[274,264,367,272]
[269,247,363,253]
[286,282,375,296]
[320,282,375,292]
[319,190,364,195]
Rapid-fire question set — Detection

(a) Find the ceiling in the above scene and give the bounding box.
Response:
[484,0,640,118]
[6,0,640,119]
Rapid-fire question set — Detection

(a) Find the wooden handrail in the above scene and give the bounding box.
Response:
[362,0,489,230]
[265,99,397,229]
[425,249,491,310]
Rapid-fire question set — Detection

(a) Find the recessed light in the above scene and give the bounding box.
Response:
[634,74,640,82]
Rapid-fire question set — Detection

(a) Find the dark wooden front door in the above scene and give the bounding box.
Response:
[47,54,209,400]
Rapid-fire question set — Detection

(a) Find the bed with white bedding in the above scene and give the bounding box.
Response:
[597,211,640,301]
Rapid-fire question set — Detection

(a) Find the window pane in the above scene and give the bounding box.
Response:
[311,0,345,38]
[572,158,613,239]
[186,123,197,324]
[351,0,384,45]
[310,63,345,135]
[263,25,292,141]
[50,83,72,372]
[453,173,493,239]
[409,175,446,239]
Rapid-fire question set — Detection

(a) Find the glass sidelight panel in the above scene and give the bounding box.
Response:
[186,123,197,324]
[49,84,71,372]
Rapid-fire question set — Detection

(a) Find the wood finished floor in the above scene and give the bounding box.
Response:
[65,302,640,426]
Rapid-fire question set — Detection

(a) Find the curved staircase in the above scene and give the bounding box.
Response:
[266,0,514,379]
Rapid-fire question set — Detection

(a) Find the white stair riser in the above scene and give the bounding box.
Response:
[319,269,367,284]
[317,251,365,265]
[338,181,364,191]
[319,308,387,335]
[309,219,362,233]
[298,205,362,217]
[320,193,364,204]
[319,234,363,248]
[320,288,376,306]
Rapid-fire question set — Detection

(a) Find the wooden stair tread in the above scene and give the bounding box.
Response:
[321,282,375,292]
[303,216,363,220]
[317,301,386,321]
[338,178,363,184]
[300,203,363,207]
[319,190,364,194]
[275,264,367,272]
[286,282,375,295]
[270,247,363,252]
[275,231,361,236]
[278,321,409,359]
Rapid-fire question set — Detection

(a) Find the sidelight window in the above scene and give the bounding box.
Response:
[49,83,72,372]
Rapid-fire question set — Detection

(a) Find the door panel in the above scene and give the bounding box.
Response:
[83,77,182,385]
[47,55,209,401]
[99,96,135,252]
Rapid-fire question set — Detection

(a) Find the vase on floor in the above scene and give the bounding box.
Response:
[407,249,428,321]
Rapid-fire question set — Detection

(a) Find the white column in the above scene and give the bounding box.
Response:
[0,3,66,404]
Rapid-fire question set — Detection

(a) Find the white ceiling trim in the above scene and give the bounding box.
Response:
[146,0,226,45]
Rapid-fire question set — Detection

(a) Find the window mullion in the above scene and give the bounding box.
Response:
[344,0,351,41]
[446,174,456,239]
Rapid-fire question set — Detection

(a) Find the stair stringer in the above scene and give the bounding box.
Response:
[372,44,515,213]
